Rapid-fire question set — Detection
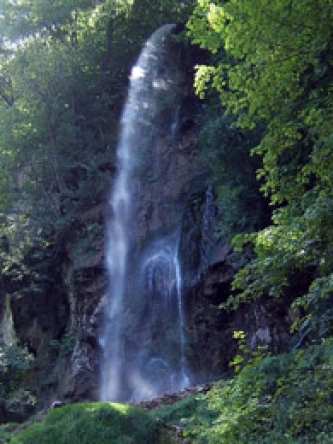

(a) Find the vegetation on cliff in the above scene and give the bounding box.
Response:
[187,0,333,342]
[1,0,333,441]
[6,339,332,443]
[0,0,193,285]
[0,0,194,418]
[184,1,333,439]
[154,339,333,443]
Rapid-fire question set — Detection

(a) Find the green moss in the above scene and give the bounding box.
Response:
[10,402,159,444]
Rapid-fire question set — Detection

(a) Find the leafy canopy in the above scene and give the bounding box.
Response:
[187,0,333,338]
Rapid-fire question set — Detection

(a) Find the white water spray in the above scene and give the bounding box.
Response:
[138,234,190,399]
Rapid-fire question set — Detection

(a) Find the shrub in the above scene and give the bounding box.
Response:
[154,340,333,443]
[189,340,333,443]
[10,402,159,444]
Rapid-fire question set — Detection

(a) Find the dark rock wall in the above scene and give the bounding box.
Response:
[180,191,292,383]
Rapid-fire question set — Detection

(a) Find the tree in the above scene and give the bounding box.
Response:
[187,0,333,339]
[0,1,130,275]
[0,0,198,279]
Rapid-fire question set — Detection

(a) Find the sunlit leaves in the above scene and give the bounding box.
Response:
[185,340,333,443]
[193,65,216,98]
[188,0,333,336]
[187,1,224,54]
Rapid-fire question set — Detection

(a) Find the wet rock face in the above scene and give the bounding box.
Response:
[50,103,203,404]
[3,247,107,410]
[134,129,201,247]
[184,273,292,383]
[184,256,293,382]
[183,239,241,381]
[53,265,108,403]
[7,130,292,409]
[6,274,69,411]
[11,290,67,354]
[179,192,292,383]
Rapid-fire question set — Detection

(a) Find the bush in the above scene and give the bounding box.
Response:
[10,402,160,444]
[0,423,18,444]
[152,394,202,423]
[154,340,333,443]
[193,340,333,443]
[0,341,34,422]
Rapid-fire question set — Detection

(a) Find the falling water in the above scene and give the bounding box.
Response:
[173,240,190,391]
[1,295,15,346]
[100,24,189,402]
[137,234,190,399]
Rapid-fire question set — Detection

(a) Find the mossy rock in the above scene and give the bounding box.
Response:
[10,402,176,444]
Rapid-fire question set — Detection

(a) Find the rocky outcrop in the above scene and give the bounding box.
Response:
[184,241,292,383]
[53,265,106,403]
[179,190,292,383]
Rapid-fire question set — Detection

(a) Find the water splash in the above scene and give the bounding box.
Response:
[137,234,190,399]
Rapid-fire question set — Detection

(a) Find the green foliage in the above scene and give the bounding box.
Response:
[188,0,333,341]
[197,99,269,237]
[0,0,96,43]
[10,402,160,444]
[0,341,34,419]
[153,393,217,442]
[0,423,18,444]
[0,1,123,294]
[229,330,268,373]
[154,340,333,443]
[291,274,333,340]
[152,393,206,425]
[0,0,196,287]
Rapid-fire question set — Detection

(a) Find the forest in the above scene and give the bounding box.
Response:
[0,0,332,442]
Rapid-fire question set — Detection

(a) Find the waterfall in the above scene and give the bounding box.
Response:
[100,24,190,402]
[1,295,15,346]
